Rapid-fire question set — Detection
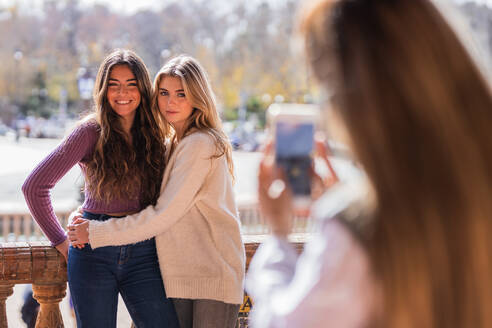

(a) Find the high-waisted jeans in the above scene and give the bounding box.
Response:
[68,211,179,328]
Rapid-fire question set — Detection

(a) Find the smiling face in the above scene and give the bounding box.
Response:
[157,76,194,136]
[106,65,141,126]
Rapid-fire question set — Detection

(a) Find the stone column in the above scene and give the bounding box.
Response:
[32,283,66,328]
[0,284,14,328]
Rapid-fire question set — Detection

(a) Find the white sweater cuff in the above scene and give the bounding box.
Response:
[88,220,114,249]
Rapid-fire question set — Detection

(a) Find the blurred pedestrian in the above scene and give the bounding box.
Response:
[20,285,38,328]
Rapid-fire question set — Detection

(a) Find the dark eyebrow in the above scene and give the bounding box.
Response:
[109,78,137,82]
[158,88,184,93]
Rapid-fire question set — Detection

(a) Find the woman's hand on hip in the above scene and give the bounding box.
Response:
[55,239,69,262]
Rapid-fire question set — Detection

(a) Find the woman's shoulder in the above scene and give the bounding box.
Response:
[181,130,216,150]
[185,129,214,142]
[71,117,100,137]
[61,118,100,149]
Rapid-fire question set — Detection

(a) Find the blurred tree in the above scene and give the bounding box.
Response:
[0,0,487,127]
[21,71,51,118]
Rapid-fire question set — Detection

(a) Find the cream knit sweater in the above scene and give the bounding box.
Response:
[88,131,246,305]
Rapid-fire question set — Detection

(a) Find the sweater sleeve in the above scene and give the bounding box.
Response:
[22,122,98,246]
[245,220,372,328]
[89,133,216,248]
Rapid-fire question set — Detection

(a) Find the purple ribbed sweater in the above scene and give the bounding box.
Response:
[22,121,142,246]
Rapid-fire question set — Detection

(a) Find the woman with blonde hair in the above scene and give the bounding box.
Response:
[246,0,492,327]
[23,49,179,327]
[69,54,245,327]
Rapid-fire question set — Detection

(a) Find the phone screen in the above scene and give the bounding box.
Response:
[275,121,314,196]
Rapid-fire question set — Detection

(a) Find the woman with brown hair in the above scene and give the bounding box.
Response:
[23,49,179,327]
[246,0,492,327]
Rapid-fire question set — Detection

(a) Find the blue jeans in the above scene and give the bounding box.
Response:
[68,211,179,328]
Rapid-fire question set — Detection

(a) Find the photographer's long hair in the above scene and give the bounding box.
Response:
[301,0,492,327]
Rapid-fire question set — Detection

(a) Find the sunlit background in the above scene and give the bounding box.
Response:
[0,0,490,140]
[0,0,490,222]
[0,0,307,134]
[0,0,490,217]
[0,0,491,326]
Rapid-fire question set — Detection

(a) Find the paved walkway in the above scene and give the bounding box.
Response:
[0,136,262,214]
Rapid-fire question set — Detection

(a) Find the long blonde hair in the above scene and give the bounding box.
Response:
[301,0,492,327]
[152,55,234,179]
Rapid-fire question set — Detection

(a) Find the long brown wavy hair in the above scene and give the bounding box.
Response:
[85,49,166,207]
[301,0,492,327]
[152,55,234,180]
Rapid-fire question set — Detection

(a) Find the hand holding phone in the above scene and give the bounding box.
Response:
[267,104,320,211]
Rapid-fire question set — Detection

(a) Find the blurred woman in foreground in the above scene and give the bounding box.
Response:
[246,0,492,327]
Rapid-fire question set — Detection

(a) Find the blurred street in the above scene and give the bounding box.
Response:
[0,135,263,214]
[0,134,359,214]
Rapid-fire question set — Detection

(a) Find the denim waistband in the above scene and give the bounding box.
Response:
[82,211,125,222]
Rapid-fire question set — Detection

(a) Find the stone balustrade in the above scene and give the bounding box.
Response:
[0,213,71,243]
[0,207,315,242]
[0,235,307,328]
[0,241,66,328]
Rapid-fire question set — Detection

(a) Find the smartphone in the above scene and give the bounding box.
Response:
[267,104,319,209]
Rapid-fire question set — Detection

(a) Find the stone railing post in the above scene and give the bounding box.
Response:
[32,284,65,328]
[31,241,67,328]
[0,284,13,328]
[0,241,67,328]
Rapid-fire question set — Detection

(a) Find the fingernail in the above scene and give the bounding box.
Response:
[268,179,286,199]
